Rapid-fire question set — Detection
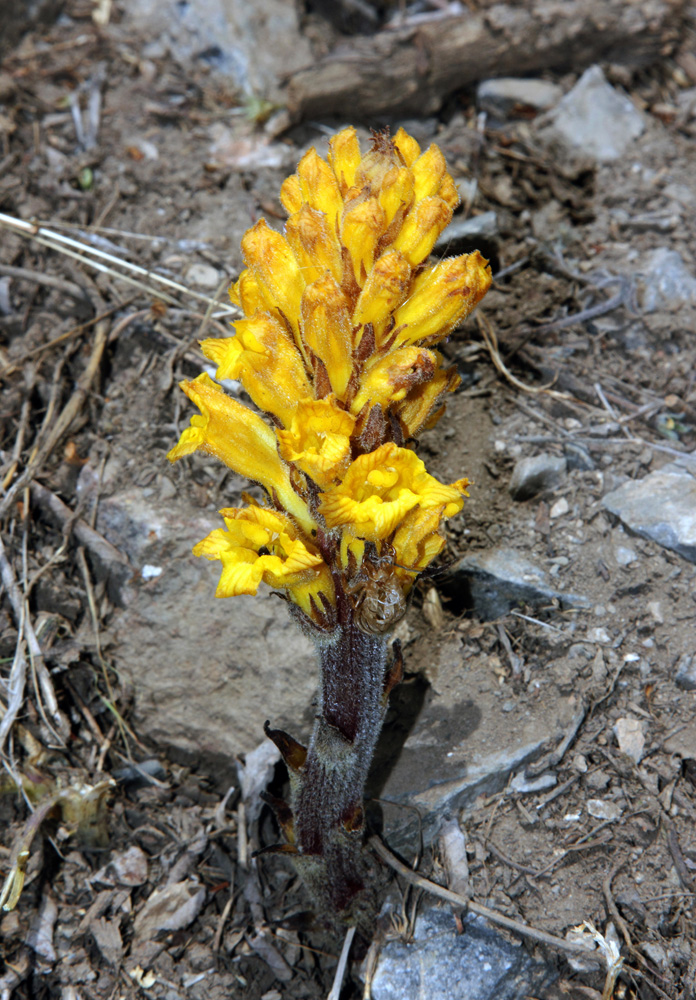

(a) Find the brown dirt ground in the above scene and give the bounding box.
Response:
[0,4,695,999]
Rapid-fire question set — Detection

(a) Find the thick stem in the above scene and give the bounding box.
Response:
[290,606,391,927]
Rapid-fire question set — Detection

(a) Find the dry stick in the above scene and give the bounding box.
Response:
[0,533,63,743]
[75,546,135,758]
[477,311,562,398]
[0,317,109,520]
[0,264,91,304]
[327,925,356,1000]
[0,537,28,753]
[369,836,597,958]
[29,480,131,604]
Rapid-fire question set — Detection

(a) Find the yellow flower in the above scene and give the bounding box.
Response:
[241,220,306,341]
[167,374,313,533]
[391,501,466,590]
[175,125,491,624]
[276,398,355,490]
[396,355,461,439]
[201,314,311,426]
[392,252,491,347]
[350,346,437,416]
[319,442,468,541]
[194,506,333,616]
[300,274,354,398]
[285,205,342,287]
[352,249,411,346]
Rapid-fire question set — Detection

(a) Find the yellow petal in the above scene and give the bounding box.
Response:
[352,249,412,346]
[437,172,459,211]
[392,251,492,346]
[341,196,387,286]
[241,219,305,338]
[229,269,272,317]
[201,312,311,426]
[378,166,415,229]
[280,173,303,215]
[392,195,452,266]
[411,144,447,201]
[300,273,354,397]
[167,374,313,532]
[296,147,344,234]
[319,442,466,541]
[392,126,421,167]
[396,356,460,439]
[328,126,362,195]
[285,205,342,286]
[277,398,355,489]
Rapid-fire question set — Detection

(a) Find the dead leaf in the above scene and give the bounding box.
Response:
[133,881,206,942]
[91,916,123,967]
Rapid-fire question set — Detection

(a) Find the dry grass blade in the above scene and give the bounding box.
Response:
[0,319,109,517]
[0,212,239,316]
[0,535,65,748]
[477,310,564,398]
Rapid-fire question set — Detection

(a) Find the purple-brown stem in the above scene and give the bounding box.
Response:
[266,584,398,928]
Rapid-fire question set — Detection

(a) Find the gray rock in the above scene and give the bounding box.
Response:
[436,212,498,253]
[675,654,696,691]
[602,459,696,563]
[370,907,554,1000]
[537,65,644,163]
[477,77,562,118]
[377,630,580,848]
[508,454,567,501]
[123,0,313,101]
[100,492,317,766]
[639,247,696,313]
[446,546,588,622]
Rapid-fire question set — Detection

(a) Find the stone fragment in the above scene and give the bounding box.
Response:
[447,546,588,620]
[377,633,579,848]
[639,247,696,313]
[614,717,647,764]
[549,497,569,519]
[477,77,562,118]
[602,458,696,563]
[508,454,567,501]
[675,654,696,691]
[370,907,554,1000]
[508,771,556,795]
[184,262,221,289]
[123,0,313,103]
[536,65,644,162]
[586,799,623,821]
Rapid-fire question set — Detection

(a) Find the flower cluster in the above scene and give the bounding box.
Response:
[168,126,491,630]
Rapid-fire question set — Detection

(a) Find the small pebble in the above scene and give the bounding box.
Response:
[573,754,588,774]
[614,716,647,764]
[549,497,569,519]
[587,799,623,821]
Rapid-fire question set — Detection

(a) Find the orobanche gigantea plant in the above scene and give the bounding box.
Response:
[168,126,491,928]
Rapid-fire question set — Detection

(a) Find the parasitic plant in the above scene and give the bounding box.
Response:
[168,126,491,929]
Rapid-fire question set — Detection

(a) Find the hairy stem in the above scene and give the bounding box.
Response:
[292,612,390,925]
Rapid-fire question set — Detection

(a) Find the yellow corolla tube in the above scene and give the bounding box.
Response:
[167,374,313,535]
